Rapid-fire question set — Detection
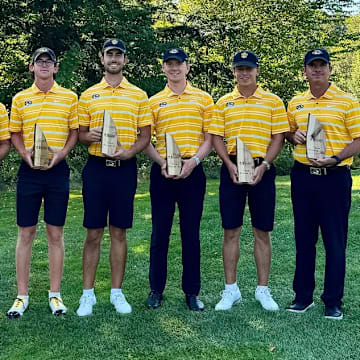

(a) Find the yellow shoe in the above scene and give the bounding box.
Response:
[49,296,67,316]
[7,297,29,319]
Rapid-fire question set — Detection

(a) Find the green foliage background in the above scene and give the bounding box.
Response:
[0,0,359,185]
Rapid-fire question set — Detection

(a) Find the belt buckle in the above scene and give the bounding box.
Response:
[105,159,117,167]
[309,167,326,176]
[253,158,261,167]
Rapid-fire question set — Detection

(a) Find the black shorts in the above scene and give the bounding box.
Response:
[16,160,70,227]
[82,156,137,229]
[219,163,276,231]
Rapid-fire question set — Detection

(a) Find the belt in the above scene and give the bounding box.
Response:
[229,155,264,167]
[89,155,133,168]
[294,161,349,176]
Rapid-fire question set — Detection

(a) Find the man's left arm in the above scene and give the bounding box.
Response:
[48,129,79,168]
[250,133,285,185]
[176,92,214,179]
[48,94,79,169]
[109,125,151,160]
[311,137,360,167]
[175,132,212,179]
[0,140,10,161]
[312,98,360,167]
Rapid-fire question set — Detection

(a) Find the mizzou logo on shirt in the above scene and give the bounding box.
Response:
[92,94,100,99]
[226,101,235,107]
[24,100,32,106]
[159,102,167,108]
[296,104,304,110]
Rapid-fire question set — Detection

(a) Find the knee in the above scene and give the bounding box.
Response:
[46,226,64,246]
[253,228,271,246]
[17,226,36,246]
[223,228,241,245]
[85,229,104,247]
[110,226,126,244]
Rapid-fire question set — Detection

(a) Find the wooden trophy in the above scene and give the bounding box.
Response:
[165,133,182,176]
[34,124,50,167]
[101,110,118,156]
[306,114,326,160]
[236,137,255,183]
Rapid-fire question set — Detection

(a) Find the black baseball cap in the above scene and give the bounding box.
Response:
[232,50,259,68]
[32,47,57,64]
[304,48,330,65]
[102,38,126,54]
[163,48,188,62]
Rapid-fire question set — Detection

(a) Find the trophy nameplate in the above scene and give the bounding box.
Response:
[306,114,326,160]
[101,110,118,156]
[34,124,50,167]
[165,133,182,176]
[236,137,255,183]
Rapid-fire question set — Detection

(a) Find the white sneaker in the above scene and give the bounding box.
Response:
[215,289,242,311]
[7,296,29,319]
[255,287,279,311]
[76,294,96,317]
[110,292,132,314]
[49,296,67,315]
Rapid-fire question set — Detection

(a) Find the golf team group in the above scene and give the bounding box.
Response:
[1,38,359,321]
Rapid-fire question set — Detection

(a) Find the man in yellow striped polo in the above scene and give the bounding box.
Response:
[7,47,79,318]
[76,39,151,316]
[145,48,214,311]
[209,50,288,312]
[0,103,10,163]
[286,48,360,319]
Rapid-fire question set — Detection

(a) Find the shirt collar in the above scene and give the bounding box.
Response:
[164,81,193,97]
[231,85,263,99]
[31,81,60,94]
[306,83,336,100]
[100,76,130,90]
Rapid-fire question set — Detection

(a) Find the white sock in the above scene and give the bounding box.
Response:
[49,291,60,299]
[256,285,268,292]
[111,288,122,296]
[225,283,238,292]
[83,288,95,297]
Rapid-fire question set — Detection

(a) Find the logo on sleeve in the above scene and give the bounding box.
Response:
[159,102,167,108]
[296,104,304,110]
[92,94,100,99]
[226,101,235,107]
[24,100,32,106]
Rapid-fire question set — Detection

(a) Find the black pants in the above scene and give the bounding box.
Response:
[149,163,206,295]
[291,162,352,307]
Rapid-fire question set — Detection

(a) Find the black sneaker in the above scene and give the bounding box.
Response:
[185,294,204,311]
[287,300,315,313]
[325,305,343,320]
[146,291,163,309]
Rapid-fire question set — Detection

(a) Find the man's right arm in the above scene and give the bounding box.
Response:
[144,143,171,178]
[11,132,33,167]
[212,134,239,184]
[79,125,102,145]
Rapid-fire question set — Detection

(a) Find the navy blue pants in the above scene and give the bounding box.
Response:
[149,163,206,295]
[17,160,70,227]
[291,162,352,307]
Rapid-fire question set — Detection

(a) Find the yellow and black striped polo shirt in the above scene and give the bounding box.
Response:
[150,82,214,158]
[10,82,78,151]
[79,77,152,157]
[287,83,360,166]
[0,103,10,141]
[208,86,288,157]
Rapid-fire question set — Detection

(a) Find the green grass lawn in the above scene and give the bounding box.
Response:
[1,173,360,359]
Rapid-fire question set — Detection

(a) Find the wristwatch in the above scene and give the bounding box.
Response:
[191,155,200,166]
[262,160,271,170]
[331,155,341,165]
